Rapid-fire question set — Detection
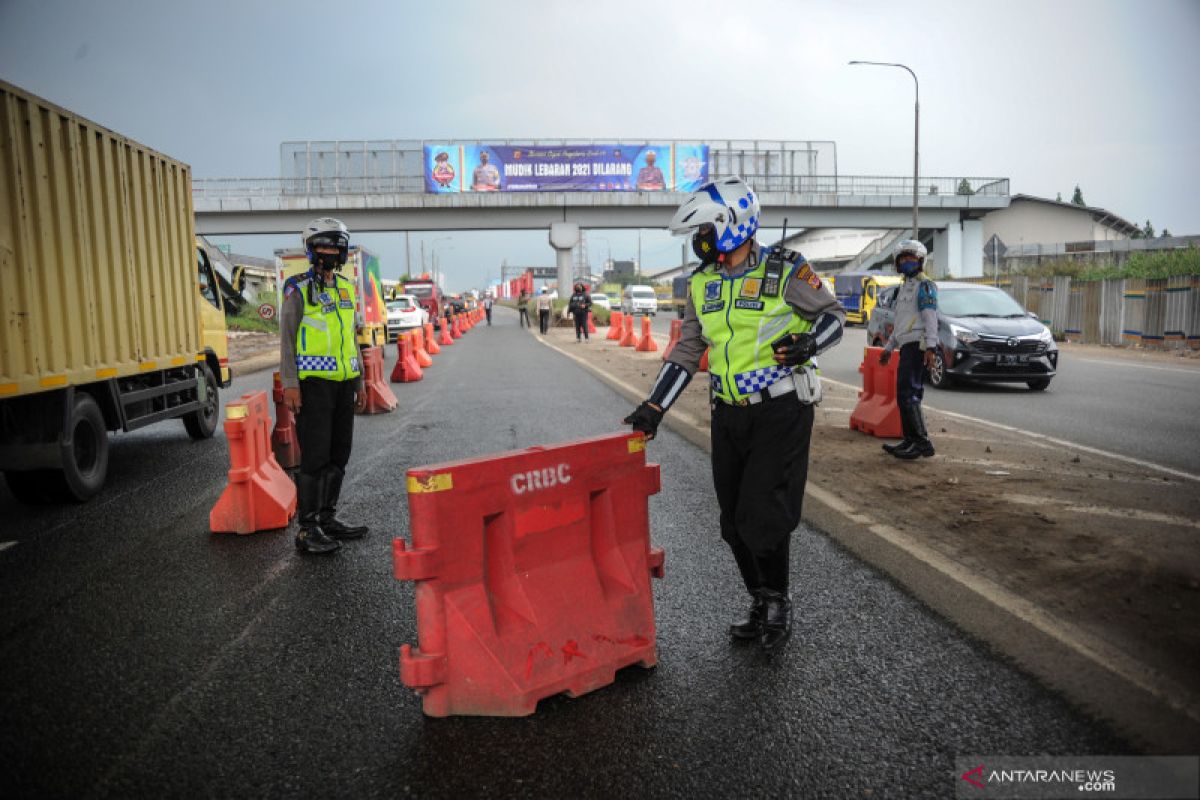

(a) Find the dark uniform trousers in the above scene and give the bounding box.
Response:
[711,392,814,595]
[297,378,356,477]
[896,342,926,409]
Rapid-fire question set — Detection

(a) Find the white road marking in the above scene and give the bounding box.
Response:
[1076,358,1200,376]
[822,376,1200,483]
[1008,493,1200,530]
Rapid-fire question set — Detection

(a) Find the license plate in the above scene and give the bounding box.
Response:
[998,354,1028,365]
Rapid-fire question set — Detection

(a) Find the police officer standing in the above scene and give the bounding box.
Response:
[568,282,592,342]
[879,240,938,459]
[623,177,844,651]
[279,218,370,555]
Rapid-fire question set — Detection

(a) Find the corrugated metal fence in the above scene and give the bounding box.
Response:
[959,275,1198,349]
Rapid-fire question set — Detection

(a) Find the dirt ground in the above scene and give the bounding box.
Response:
[226,330,278,364]
[539,325,1200,699]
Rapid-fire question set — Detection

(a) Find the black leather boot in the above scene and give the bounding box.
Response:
[319,466,368,539]
[894,406,935,459]
[730,590,766,640]
[296,472,340,554]
[883,404,915,454]
[759,589,792,652]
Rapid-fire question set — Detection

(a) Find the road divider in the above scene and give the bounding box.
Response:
[849,346,902,439]
[210,391,296,534]
[270,371,301,470]
[607,311,623,340]
[619,314,637,347]
[411,327,433,368]
[635,316,658,352]
[394,432,665,717]
[359,346,398,414]
[391,334,424,383]
[423,322,441,355]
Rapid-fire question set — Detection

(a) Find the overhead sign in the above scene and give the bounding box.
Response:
[423,144,709,194]
[983,234,1007,259]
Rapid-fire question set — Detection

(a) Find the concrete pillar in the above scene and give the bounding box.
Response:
[549,222,580,300]
[932,222,963,278]
[959,219,984,278]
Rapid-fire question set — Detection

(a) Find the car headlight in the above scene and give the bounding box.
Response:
[1036,327,1054,342]
[949,323,979,345]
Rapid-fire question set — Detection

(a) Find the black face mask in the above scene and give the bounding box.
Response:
[692,225,719,265]
[313,251,342,273]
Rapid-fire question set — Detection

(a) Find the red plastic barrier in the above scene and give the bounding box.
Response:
[662,319,682,361]
[391,334,425,383]
[438,319,454,346]
[635,316,658,352]
[587,311,597,335]
[411,327,433,368]
[619,314,638,347]
[358,345,399,413]
[423,322,442,355]
[451,315,463,339]
[395,432,665,717]
[210,391,296,534]
[606,311,624,340]
[849,346,902,438]
[270,371,301,470]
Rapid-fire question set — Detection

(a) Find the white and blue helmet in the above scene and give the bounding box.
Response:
[669,176,761,254]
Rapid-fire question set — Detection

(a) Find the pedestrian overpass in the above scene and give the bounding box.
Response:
[192,139,1010,278]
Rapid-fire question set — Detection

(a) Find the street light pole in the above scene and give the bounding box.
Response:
[849,60,920,241]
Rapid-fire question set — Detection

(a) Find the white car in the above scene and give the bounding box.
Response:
[590,292,612,310]
[386,295,429,342]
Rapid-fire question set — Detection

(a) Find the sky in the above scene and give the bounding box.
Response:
[2,0,1197,292]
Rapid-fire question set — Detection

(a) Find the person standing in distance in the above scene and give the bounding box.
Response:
[536,287,553,335]
[279,218,370,555]
[623,177,844,652]
[879,240,938,459]
[568,282,592,342]
[483,293,494,326]
[517,289,531,328]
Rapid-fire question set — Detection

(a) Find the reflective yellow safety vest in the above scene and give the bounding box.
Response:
[294,273,362,382]
[690,249,814,404]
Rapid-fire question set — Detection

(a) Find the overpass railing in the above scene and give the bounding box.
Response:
[191,175,1009,200]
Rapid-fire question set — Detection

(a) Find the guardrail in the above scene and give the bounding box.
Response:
[191,175,1010,200]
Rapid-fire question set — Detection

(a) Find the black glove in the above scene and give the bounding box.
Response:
[772,332,818,366]
[623,401,664,441]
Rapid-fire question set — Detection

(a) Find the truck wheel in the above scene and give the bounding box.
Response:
[59,392,109,502]
[184,363,220,440]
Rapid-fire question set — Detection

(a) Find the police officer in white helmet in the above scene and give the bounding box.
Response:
[623,177,845,652]
[879,239,938,459]
[279,218,369,554]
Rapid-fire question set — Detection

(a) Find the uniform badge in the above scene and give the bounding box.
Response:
[734,299,765,311]
[739,277,762,299]
[317,291,333,305]
[701,301,725,314]
[704,281,722,302]
[796,263,822,291]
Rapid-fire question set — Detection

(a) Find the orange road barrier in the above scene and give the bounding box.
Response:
[635,315,658,352]
[423,322,442,355]
[210,391,297,534]
[451,315,463,339]
[438,320,455,346]
[395,432,665,717]
[606,311,624,341]
[412,327,434,368]
[662,319,682,361]
[849,346,902,439]
[587,312,597,335]
[270,371,301,470]
[619,313,638,347]
[358,345,399,413]
[391,333,425,383]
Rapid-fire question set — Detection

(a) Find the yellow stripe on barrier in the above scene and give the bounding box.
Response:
[96,368,118,378]
[226,405,248,420]
[40,375,68,388]
[408,474,454,494]
[628,437,646,454]
[0,383,18,396]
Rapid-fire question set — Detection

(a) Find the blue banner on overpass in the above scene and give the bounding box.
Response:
[424,144,708,193]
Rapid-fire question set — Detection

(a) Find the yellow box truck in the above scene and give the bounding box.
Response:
[0,80,230,502]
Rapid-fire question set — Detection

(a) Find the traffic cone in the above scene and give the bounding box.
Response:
[607,311,623,341]
[424,322,441,355]
[636,316,658,352]
[620,314,638,347]
[439,319,454,346]
[412,327,433,368]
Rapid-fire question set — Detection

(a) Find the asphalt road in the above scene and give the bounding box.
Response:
[647,312,1200,476]
[0,307,1128,798]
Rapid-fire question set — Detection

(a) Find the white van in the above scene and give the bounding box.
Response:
[622,284,659,316]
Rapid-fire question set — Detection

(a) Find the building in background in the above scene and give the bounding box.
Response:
[982,194,1139,247]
